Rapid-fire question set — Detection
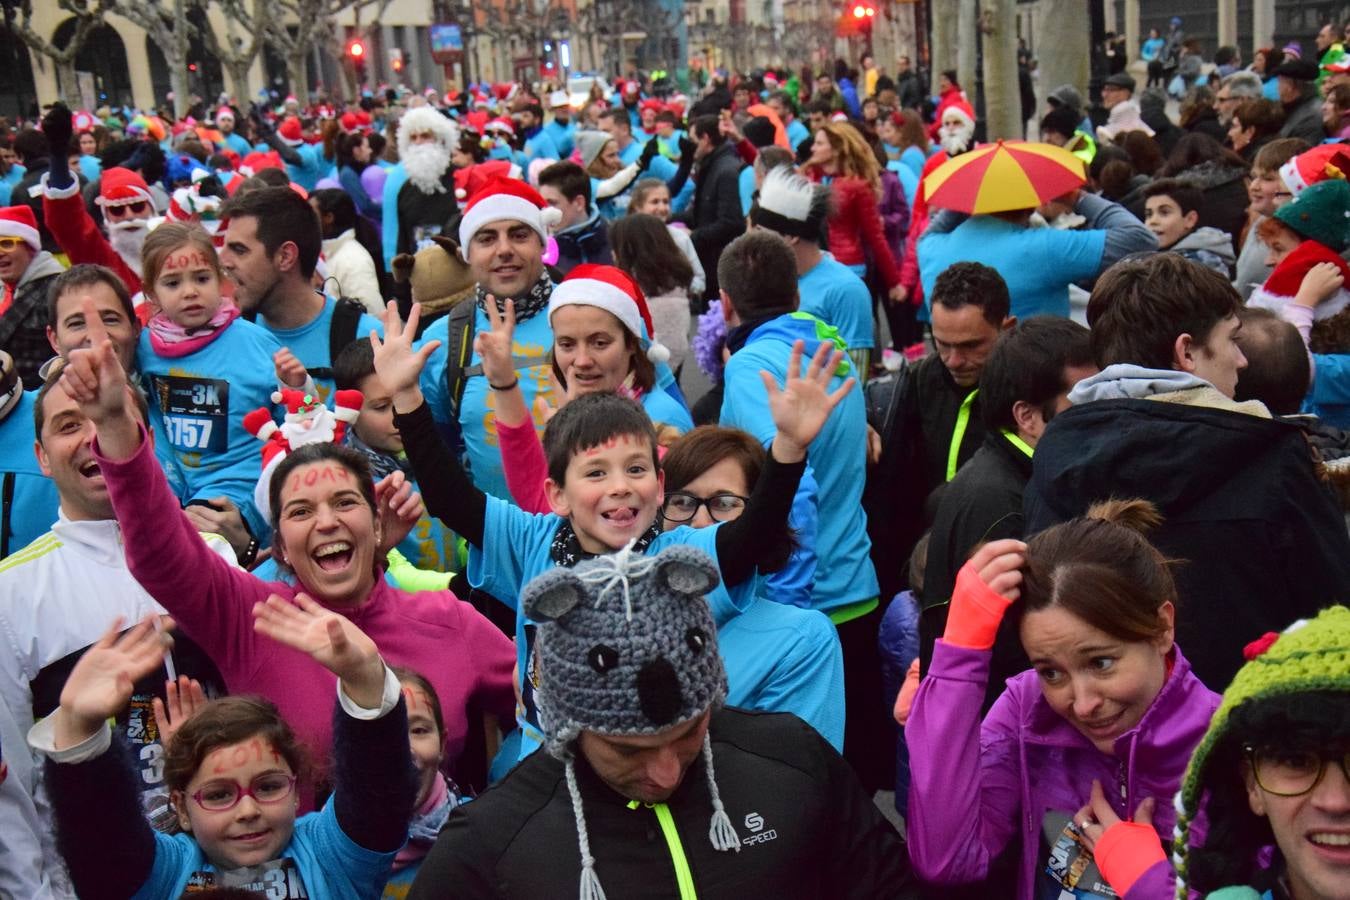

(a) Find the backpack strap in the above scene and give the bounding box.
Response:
[310,297,366,382]
[443,299,480,420]
[1,471,14,559]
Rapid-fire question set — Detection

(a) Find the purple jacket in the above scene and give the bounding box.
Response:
[907,639,1219,900]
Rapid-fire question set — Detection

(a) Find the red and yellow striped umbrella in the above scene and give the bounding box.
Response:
[923,140,1086,214]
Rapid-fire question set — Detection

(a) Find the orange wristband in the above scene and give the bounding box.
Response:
[942,561,1015,650]
[1095,820,1166,896]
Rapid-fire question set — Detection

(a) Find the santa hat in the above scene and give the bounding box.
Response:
[486,116,516,137]
[0,206,39,252]
[216,106,236,123]
[452,159,514,202]
[237,150,285,177]
[1279,144,1350,197]
[1249,239,1350,323]
[942,100,976,127]
[277,116,304,146]
[397,105,458,157]
[73,111,96,133]
[457,175,561,255]
[244,389,364,522]
[549,263,670,363]
[639,98,665,115]
[97,167,155,209]
[340,111,359,132]
[829,110,849,123]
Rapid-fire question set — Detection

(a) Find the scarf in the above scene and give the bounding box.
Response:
[343,429,410,483]
[147,299,241,358]
[725,313,785,356]
[392,774,459,871]
[475,271,553,323]
[549,518,661,568]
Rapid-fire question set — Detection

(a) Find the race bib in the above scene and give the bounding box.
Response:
[155,375,229,454]
[1039,810,1120,900]
[183,857,309,898]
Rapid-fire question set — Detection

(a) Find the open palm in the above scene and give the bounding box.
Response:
[370,301,441,397]
[252,593,381,685]
[60,616,173,726]
[764,340,856,453]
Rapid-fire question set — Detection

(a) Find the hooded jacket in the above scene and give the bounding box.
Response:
[1168,225,1237,276]
[907,640,1219,900]
[0,252,65,386]
[1024,367,1350,687]
[551,208,613,276]
[407,708,916,899]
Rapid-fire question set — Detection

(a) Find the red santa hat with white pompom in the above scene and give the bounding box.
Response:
[547,263,670,364]
[456,175,561,258]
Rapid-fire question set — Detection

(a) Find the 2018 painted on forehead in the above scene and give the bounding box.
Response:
[209,737,284,774]
[162,250,212,271]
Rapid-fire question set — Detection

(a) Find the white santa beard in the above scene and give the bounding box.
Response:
[403,143,451,194]
[939,126,973,156]
[108,220,149,276]
[280,417,336,446]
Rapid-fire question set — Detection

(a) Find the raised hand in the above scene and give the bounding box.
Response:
[370,301,440,412]
[373,470,424,553]
[252,593,386,708]
[42,103,74,162]
[473,295,518,388]
[944,539,1027,651]
[55,616,174,750]
[151,675,208,750]
[58,297,130,427]
[764,340,856,463]
[273,347,308,389]
[968,539,1027,603]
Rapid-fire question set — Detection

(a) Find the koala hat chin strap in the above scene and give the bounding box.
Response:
[574,538,657,622]
[565,730,742,900]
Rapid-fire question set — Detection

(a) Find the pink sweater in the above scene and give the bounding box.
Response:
[498,417,552,514]
[95,430,517,804]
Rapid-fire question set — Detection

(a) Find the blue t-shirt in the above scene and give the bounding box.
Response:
[739,165,756,216]
[286,143,331,192]
[618,139,643,167]
[641,384,694,433]
[798,254,875,350]
[524,128,561,163]
[417,306,557,501]
[543,119,576,159]
[260,296,384,400]
[222,132,253,158]
[380,163,410,268]
[918,216,1105,319]
[0,391,61,557]
[900,145,928,180]
[786,119,811,149]
[720,596,844,750]
[137,320,286,540]
[77,155,102,183]
[133,800,395,900]
[720,312,878,614]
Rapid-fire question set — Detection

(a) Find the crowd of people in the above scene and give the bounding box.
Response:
[0,28,1349,900]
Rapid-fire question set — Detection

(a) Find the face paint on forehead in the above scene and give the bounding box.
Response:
[205,737,285,777]
[286,465,353,494]
[583,435,640,456]
[162,249,214,272]
[401,685,436,719]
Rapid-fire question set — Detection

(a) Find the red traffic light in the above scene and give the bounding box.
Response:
[852,3,874,18]
[347,40,366,59]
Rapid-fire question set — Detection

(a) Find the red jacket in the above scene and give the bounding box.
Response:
[42,180,143,299]
[898,151,953,304]
[817,174,901,289]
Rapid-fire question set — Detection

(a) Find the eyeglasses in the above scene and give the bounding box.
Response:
[105,201,150,218]
[1246,745,1350,797]
[191,773,297,811]
[661,491,748,523]
[0,236,27,252]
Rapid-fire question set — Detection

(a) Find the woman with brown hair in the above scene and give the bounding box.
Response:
[804,121,904,303]
[1229,98,1286,161]
[906,500,1220,900]
[610,212,695,373]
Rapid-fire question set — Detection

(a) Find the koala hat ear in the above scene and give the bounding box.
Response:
[522,568,587,622]
[654,546,720,598]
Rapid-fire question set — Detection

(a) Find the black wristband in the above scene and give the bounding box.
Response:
[238,536,260,568]
[488,376,519,391]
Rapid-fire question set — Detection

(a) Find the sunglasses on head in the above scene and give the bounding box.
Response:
[0,236,28,252]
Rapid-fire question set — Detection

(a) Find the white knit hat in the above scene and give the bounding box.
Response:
[548,264,671,363]
[456,175,562,253]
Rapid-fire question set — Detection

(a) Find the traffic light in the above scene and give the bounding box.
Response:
[347,39,367,82]
[852,3,875,21]
[390,48,404,74]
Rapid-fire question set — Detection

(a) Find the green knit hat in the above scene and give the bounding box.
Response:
[1171,605,1350,898]
[1273,177,1350,252]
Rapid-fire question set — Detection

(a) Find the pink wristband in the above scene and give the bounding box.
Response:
[942,561,1015,650]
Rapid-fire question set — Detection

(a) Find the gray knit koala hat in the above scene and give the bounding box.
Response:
[522,543,741,900]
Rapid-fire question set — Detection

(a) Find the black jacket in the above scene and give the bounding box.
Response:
[397,172,460,257]
[921,432,1033,709]
[681,141,744,299]
[1025,398,1350,689]
[408,708,917,899]
[553,211,613,276]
